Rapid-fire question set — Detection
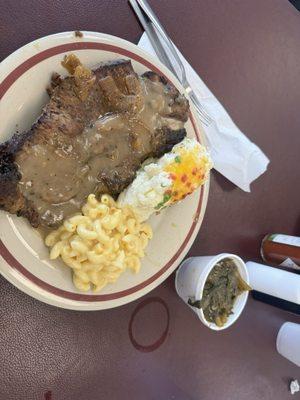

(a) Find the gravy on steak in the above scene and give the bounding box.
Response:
[16,77,184,226]
[0,55,189,228]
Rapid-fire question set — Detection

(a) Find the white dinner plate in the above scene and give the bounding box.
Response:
[0,31,209,310]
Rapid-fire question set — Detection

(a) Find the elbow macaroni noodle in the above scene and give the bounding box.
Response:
[45,194,153,292]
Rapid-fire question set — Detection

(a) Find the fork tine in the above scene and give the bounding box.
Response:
[198,105,212,122]
[199,117,209,127]
[193,102,212,126]
[199,108,212,124]
[202,109,213,123]
[189,92,213,125]
[197,112,209,127]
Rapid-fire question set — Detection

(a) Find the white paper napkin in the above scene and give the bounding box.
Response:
[138,32,270,192]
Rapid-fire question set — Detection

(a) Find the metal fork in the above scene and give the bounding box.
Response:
[130,0,214,127]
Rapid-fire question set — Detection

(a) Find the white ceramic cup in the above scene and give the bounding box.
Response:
[276,322,300,366]
[175,253,250,331]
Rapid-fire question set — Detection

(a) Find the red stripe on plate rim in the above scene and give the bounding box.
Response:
[0,41,205,302]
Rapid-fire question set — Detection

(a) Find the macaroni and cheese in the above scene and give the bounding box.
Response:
[45,194,153,292]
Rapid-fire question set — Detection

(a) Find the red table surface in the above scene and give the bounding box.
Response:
[1,1,300,399]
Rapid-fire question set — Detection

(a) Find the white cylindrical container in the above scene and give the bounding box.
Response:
[277,322,300,366]
[246,261,300,304]
[175,254,249,331]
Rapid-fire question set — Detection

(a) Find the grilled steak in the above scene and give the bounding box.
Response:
[0,55,189,227]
